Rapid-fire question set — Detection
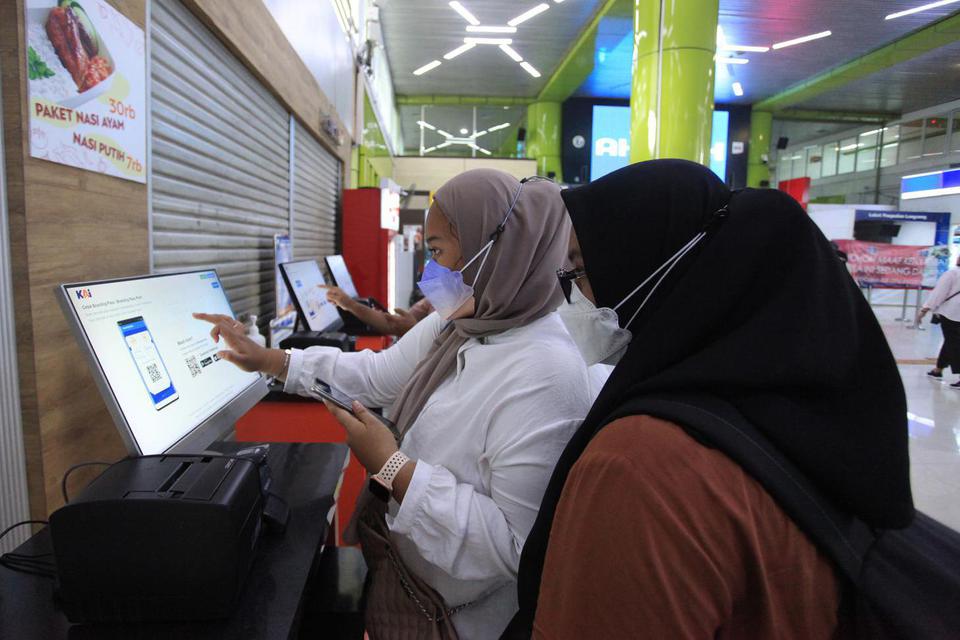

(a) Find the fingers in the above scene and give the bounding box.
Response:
[393,308,413,319]
[217,350,238,364]
[322,400,365,435]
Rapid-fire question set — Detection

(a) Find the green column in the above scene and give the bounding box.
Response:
[629,0,719,165]
[525,101,563,180]
[747,110,772,188]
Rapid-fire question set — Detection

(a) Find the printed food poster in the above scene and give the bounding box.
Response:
[26,0,146,183]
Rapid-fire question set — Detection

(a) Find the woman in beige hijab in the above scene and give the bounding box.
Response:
[197,169,593,639]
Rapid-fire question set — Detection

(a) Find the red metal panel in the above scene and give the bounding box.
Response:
[342,188,390,304]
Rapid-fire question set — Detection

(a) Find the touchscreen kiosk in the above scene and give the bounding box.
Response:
[58,270,268,456]
[325,254,359,298]
[278,260,343,332]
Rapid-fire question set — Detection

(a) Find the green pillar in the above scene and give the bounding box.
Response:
[525,102,563,180]
[747,110,773,188]
[629,0,719,165]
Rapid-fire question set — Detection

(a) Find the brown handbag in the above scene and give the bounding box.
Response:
[356,496,469,640]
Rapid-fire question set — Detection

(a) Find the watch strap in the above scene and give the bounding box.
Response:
[374,451,410,492]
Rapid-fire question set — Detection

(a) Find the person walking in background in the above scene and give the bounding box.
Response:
[918,254,960,388]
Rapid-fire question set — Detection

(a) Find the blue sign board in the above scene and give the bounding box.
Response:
[854,210,952,246]
[590,105,728,182]
[901,168,960,200]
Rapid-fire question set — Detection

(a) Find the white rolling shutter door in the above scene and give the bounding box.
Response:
[150,0,290,324]
[291,120,340,263]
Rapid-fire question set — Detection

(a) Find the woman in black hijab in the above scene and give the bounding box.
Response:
[505,159,913,638]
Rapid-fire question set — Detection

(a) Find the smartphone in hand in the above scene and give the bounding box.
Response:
[309,378,399,437]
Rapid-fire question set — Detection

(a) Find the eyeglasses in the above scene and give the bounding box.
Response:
[556,268,586,304]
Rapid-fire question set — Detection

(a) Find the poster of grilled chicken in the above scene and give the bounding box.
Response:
[26,0,145,183]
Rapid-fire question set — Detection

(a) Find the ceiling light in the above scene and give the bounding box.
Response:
[732,82,744,96]
[448,1,480,25]
[717,56,749,64]
[423,146,439,154]
[474,130,489,137]
[721,44,769,53]
[519,61,541,77]
[508,3,549,27]
[553,0,564,3]
[444,43,476,59]
[716,25,727,47]
[885,0,960,20]
[416,120,436,130]
[476,146,493,155]
[499,44,524,62]
[460,128,469,135]
[771,30,832,50]
[413,60,442,75]
[437,129,454,138]
[466,25,517,33]
[437,141,453,149]
[488,122,511,131]
[464,37,513,45]
[840,143,858,151]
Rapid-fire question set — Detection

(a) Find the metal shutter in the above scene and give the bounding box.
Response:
[150,0,290,324]
[291,119,340,264]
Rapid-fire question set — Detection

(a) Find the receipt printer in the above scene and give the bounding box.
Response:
[49,454,264,623]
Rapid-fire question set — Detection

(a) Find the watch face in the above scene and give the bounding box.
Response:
[369,477,390,502]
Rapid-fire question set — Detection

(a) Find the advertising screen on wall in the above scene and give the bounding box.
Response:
[589,105,728,182]
[25,0,146,183]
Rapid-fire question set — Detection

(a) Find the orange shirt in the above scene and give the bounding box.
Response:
[533,415,841,639]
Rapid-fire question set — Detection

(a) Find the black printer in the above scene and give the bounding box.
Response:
[49,453,264,623]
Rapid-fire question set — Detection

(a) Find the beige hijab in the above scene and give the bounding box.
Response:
[391,169,571,437]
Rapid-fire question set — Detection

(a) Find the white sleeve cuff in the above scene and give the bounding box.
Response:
[282,348,306,394]
[389,460,435,536]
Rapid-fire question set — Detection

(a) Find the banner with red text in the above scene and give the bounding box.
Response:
[834,240,950,289]
[26,0,145,183]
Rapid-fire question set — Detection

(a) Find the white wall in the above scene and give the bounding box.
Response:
[393,157,539,194]
[263,0,355,137]
[900,193,960,227]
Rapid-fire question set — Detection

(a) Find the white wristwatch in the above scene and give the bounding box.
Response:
[370,451,411,501]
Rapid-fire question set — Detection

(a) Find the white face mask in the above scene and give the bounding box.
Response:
[559,218,721,367]
[557,283,632,366]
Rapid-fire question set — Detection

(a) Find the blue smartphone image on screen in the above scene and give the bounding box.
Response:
[118,316,179,411]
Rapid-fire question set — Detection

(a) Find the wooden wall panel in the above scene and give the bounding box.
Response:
[1,0,146,515]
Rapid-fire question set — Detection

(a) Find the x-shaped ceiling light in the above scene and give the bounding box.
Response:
[417,120,513,155]
[412,1,566,78]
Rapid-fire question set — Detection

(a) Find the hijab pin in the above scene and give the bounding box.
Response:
[702,204,730,233]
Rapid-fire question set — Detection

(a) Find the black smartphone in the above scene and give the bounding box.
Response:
[310,378,398,435]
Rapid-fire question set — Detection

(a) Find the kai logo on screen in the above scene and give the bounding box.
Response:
[594,137,630,158]
[75,288,93,300]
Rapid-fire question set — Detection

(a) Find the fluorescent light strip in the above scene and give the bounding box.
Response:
[499,44,524,62]
[717,56,749,65]
[886,0,960,20]
[437,129,454,138]
[466,25,517,33]
[444,43,476,59]
[476,146,493,155]
[488,122,511,131]
[416,120,436,130]
[464,37,513,45]
[437,141,453,149]
[474,130,489,137]
[413,60,442,75]
[902,186,960,200]
[448,1,480,25]
[732,82,744,97]
[772,30,832,50]
[508,3,549,27]
[721,44,769,53]
[423,146,439,154]
[519,61,541,77]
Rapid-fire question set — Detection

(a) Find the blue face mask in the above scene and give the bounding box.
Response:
[418,238,495,319]
[418,177,545,319]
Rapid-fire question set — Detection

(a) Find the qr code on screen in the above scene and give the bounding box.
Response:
[186,356,201,378]
[146,363,162,383]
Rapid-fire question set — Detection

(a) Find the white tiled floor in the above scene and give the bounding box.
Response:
[872,290,960,532]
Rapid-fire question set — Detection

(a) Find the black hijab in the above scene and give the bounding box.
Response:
[507,159,912,636]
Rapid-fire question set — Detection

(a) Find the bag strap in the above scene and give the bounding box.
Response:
[606,394,877,584]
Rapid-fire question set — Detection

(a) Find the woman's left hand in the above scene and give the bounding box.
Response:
[323,400,399,474]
